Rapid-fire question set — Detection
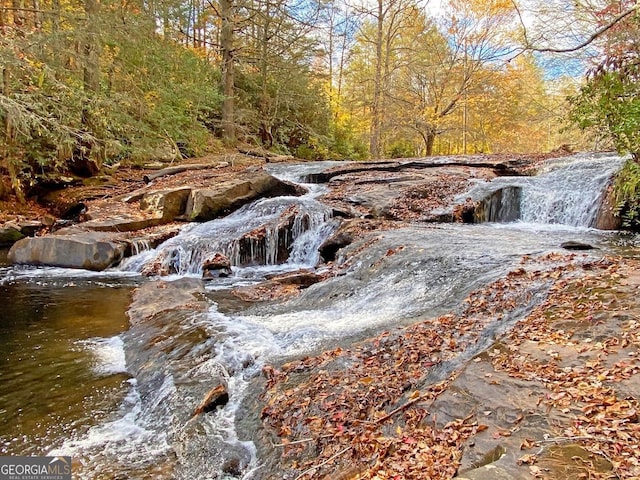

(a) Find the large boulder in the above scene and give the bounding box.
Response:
[594,185,622,230]
[8,232,126,271]
[185,171,305,221]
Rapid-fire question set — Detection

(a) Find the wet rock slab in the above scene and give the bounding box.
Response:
[127,277,208,324]
[123,277,250,479]
[434,260,640,480]
[320,163,497,221]
[252,252,640,480]
[232,268,326,302]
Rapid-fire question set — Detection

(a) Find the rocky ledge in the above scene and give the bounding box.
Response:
[3,151,623,272]
[5,166,304,270]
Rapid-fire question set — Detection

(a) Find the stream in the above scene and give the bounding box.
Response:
[0,153,637,479]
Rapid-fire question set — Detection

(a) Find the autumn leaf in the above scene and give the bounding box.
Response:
[520,438,535,450]
[517,453,537,465]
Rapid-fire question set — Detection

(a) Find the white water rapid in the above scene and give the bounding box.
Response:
[466,152,625,227]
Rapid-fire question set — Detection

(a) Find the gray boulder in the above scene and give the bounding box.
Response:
[76,214,164,232]
[8,232,126,271]
[140,187,192,221]
[186,171,305,221]
[594,185,622,230]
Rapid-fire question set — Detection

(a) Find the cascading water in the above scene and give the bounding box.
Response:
[469,152,625,227]
[43,163,347,479]
[124,196,335,275]
[123,164,339,277]
[0,154,630,480]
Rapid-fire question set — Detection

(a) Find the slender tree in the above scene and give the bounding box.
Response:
[220,0,235,144]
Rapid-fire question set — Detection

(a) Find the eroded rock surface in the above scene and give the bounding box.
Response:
[185,171,305,221]
[253,252,640,480]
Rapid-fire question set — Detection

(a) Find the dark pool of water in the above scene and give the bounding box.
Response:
[0,274,133,457]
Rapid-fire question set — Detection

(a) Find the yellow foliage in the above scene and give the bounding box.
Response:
[450,0,515,17]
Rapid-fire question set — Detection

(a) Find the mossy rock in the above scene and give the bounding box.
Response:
[0,226,25,246]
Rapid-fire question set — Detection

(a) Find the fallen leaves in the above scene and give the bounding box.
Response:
[259,255,640,479]
[491,257,640,479]
[260,313,478,478]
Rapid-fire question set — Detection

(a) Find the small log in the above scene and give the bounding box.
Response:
[237,149,294,163]
[238,148,271,159]
[267,155,294,163]
[143,164,213,184]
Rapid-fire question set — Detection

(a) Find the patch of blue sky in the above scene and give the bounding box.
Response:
[536,53,588,80]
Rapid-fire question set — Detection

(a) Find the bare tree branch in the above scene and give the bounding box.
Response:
[511,0,638,54]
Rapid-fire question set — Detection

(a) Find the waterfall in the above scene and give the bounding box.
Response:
[469,153,625,227]
[125,168,338,277]
[474,187,522,223]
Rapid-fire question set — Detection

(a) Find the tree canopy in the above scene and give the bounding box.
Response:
[0,0,634,199]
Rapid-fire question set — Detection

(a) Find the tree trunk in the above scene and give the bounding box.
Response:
[369,0,384,159]
[12,0,25,27]
[32,0,41,30]
[336,7,349,114]
[79,0,102,175]
[0,0,5,32]
[258,5,273,148]
[2,67,25,203]
[220,0,235,145]
[83,0,100,94]
[51,0,59,32]
[162,3,170,38]
[425,130,435,156]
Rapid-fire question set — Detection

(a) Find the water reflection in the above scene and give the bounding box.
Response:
[0,281,132,456]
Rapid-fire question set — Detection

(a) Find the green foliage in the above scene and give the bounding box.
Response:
[613,159,640,229]
[567,12,640,230]
[0,3,222,197]
[386,138,417,158]
[329,122,369,160]
[568,69,640,161]
[99,23,222,164]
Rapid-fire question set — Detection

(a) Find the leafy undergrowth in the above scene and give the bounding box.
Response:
[259,252,632,479]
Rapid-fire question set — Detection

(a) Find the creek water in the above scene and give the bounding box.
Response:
[0,154,636,479]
